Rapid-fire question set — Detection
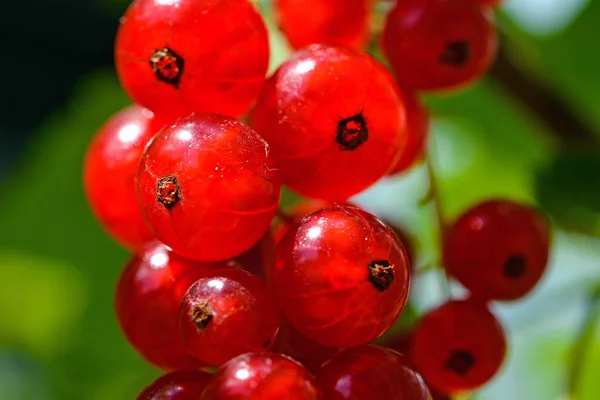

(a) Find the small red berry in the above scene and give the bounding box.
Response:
[410,299,506,395]
[136,113,281,261]
[274,0,372,50]
[235,229,276,280]
[179,269,281,366]
[382,0,497,91]
[316,345,431,400]
[272,205,411,348]
[115,0,269,121]
[115,241,226,370]
[136,370,211,400]
[201,352,322,399]
[251,45,406,200]
[273,200,347,243]
[444,200,551,301]
[83,106,161,249]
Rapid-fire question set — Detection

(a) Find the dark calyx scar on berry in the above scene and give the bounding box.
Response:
[439,40,470,67]
[504,254,527,279]
[150,47,185,88]
[368,260,394,292]
[191,301,213,332]
[337,112,368,151]
[445,350,475,375]
[157,176,181,210]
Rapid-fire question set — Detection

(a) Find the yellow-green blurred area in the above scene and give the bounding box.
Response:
[1,0,600,399]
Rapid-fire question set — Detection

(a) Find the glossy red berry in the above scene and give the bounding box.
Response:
[137,113,281,261]
[83,106,161,249]
[317,345,430,400]
[179,269,281,366]
[444,200,551,301]
[251,45,406,200]
[274,0,371,50]
[273,200,346,243]
[136,370,211,400]
[410,299,506,395]
[115,0,269,121]
[388,89,429,175]
[272,205,411,347]
[115,241,226,370]
[235,229,276,280]
[382,0,497,91]
[201,352,322,399]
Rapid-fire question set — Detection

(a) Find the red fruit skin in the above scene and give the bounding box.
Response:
[272,205,411,348]
[201,352,322,400]
[251,45,406,201]
[479,0,502,7]
[275,0,371,50]
[115,241,226,371]
[410,299,506,395]
[83,106,159,249]
[317,345,430,400]
[273,200,348,243]
[136,113,281,262]
[136,370,211,400]
[179,269,281,366]
[444,200,551,301]
[382,0,498,91]
[235,229,276,280]
[115,0,269,121]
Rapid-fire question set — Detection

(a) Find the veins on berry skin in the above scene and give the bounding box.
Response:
[368,260,395,292]
[439,40,470,68]
[150,47,185,88]
[157,176,181,210]
[504,255,527,279]
[190,301,213,332]
[445,350,475,375]
[336,113,368,151]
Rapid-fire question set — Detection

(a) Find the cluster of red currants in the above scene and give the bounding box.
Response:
[82,0,551,398]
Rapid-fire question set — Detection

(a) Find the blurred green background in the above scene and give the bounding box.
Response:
[1,0,600,399]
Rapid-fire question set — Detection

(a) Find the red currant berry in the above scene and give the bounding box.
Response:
[235,229,276,280]
[115,0,269,121]
[137,370,211,400]
[201,352,322,399]
[382,0,497,91]
[115,241,226,370]
[388,89,429,175]
[137,113,281,261]
[317,345,430,400]
[273,200,346,243]
[444,200,551,301]
[179,269,281,366]
[251,45,406,201]
[83,106,161,249]
[274,0,371,50]
[272,204,411,347]
[410,299,506,395]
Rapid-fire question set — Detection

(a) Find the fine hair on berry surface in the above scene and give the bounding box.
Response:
[136,113,281,262]
[136,370,211,400]
[272,204,411,348]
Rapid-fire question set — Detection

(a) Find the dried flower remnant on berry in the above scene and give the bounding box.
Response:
[439,40,470,67]
[368,260,395,291]
[150,47,185,88]
[445,350,475,375]
[156,176,181,210]
[191,302,213,332]
[503,255,527,278]
[337,113,368,150]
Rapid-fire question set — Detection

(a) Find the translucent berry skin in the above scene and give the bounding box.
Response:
[317,345,430,400]
[273,200,347,243]
[251,45,406,201]
[136,370,211,400]
[410,299,506,395]
[201,352,322,400]
[115,0,269,121]
[275,0,371,50]
[115,241,226,370]
[137,113,281,261]
[382,0,497,91]
[444,200,551,301]
[83,106,161,249]
[179,269,281,366]
[272,205,411,348]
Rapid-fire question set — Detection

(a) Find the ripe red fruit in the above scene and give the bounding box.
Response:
[444,200,551,301]
[273,200,346,243]
[410,299,506,395]
[382,0,497,91]
[201,352,322,399]
[235,229,276,280]
[316,345,430,400]
[136,370,211,400]
[251,45,406,200]
[115,0,269,121]
[272,205,411,347]
[274,0,371,50]
[179,269,281,366]
[83,106,162,249]
[115,241,226,370]
[136,113,281,261]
